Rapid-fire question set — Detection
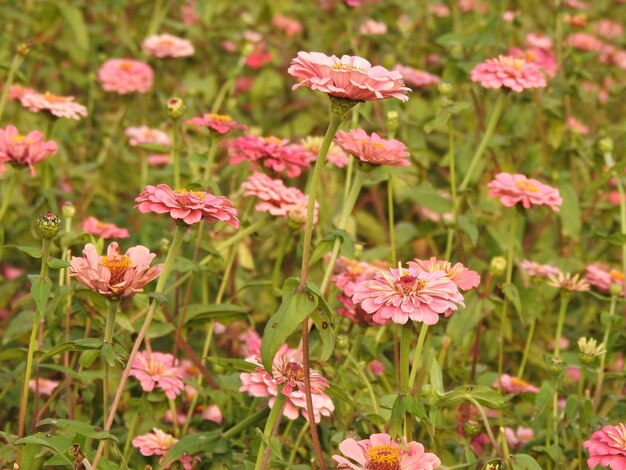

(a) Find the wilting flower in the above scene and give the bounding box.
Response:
[504,427,534,449]
[126,126,171,147]
[288,52,410,102]
[19,91,87,120]
[229,135,310,178]
[0,125,58,176]
[519,260,561,278]
[487,173,563,211]
[470,55,547,92]
[494,374,539,393]
[393,64,440,88]
[585,264,624,296]
[547,272,590,292]
[352,263,465,325]
[142,33,195,58]
[333,257,383,325]
[70,242,162,298]
[301,136,349,167]
[98,59,154,94]
[584,423,626,469]
[129,351,185,399]
[29,378,60,396]
[333,433,441,470]
[508,47,557,78]
[334,129,410,166]
[185,113,244,135]
[359,19,387,35]
[135,184,239,228]
[409,257,481,291]
[272,15,303,36]
[82,216,130,239]
[132,428,195,470]
[239,344,334,423]
[566,32,604,51]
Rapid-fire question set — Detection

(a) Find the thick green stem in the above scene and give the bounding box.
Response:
[104,299,120,345]
[254,393,287,470]
[0,53,24,120]
[517,319,536,379]
[497,210,517,387]
[593,294,617,411]
[0,168,18,225]
[444,119,458,260]
[272,230,292,295]
[102,299,120,458]
[408,323,430,390]
[553,293,571,358]
[400,322,413,441]
[388,174,397,266]
[203,135,219,183]
[171,119,182,189]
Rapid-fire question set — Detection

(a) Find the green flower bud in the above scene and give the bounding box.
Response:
[598,137,614,154]
[62,202,75,219]
[386,111,399,135]
[336,334,349,352]
[549,356,565,376]
[464,419,481,437]
[35,212,61,239]
[489,256,507,277]
[438,81,453,96]
[16,42,31,57]
[610,283,622,297]
[166,97,185,119]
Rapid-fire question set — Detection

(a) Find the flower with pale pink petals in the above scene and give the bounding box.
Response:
[202,404,223,424]
[502,10,516,22]
[180,0,199,25]
[359,19,387,35]
[29,378,60,396]
[352,263,465,325]
[584,423,626,469]
[526,32,553,50]
[135,184,239,228]
[409,257,481,291]
[126,126,171,147]
[519,260,561,278]
[288,51,410,102]
[0,125,58,176]
[566,32,604,51]
[185,113,244,135]
[595,19,624,39]
[301,136,349,167]
[494,374,539,393]
[585,264,624,296]
[566,116,589,134]
[333,257,383,325]
[272,15,303,36]
[82,216,130,239]
[239,328,262,357]
[333,433,441,470]
[142,33,194,58]
[471,55,547,92]
[393,64,440,88]
[508,47,558,78]
[459,0,488,13]
[335,129,410,167]
[565,0,589,8]
[229,135,310,178]
[70,242,162,298]
[7,84,36,101]
[132,428,196,470]
[19,91,87,120]
[129,351,185,399]
[504,427,534,449]
[98,59,154,94]
[487,173,563,211]
[428,4,451,17]
[148,154,170,167]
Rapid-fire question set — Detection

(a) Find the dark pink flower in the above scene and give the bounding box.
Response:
[82,216,130,239]
[487,173,563,211]
[335,129,410,166]
[409,257,481,291]
[394,64,440,88]
[98,59,154,94]
[0,125,58,176]
[493,374,539,393]
[185,113,244,135]
[584,423,626,469]
[229,135,310,178]
[129,351,185,399]
[471,55,547,92]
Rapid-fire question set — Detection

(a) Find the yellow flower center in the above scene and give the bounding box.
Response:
[515,180,539,192]
[100,255,132,285]
[366,444,401,470]
[118,61,134,71]
[174,188,205,199]
[510,377,532,389]
[264,136,283,145]
[10,134,26,143]
[42,92,69,103]
[500,56,526,70]
[610,270,624,282]
[331,63,366,72]
[209,113,232,122]
[525,50,538,62]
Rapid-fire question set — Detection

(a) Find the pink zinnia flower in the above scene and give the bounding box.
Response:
[7,84,36,101]
[526,32,553,50]
[359,19,387,35]
[566,116,589,134]
[239,328,262,357]
[470,55,547,92]
[245,48,272,69]
[135,184,239,228]
[180,0,199,25]
[508,47,557,78]
[519,260,561,278]
[585,264,624,296]
[185,113,244,135]
[202,404,223,424]
[566,32,604,51]
[502,10,516,22]
[428,4,451,17]
[148,154,170,167]
[129,351,185,399]
[459,0,488,13]
[82,216,130,239]
[393,64,440,88]
[132,429,195,470]
[584,423,626,469]
[504,427,534,449]
[142,34,195,58]
[595,19,624,39]
[70,242,162,298]
[565,0,589,8]
[333,433,441,470]
[98,59,154,95]
[272,15,303,36]
[0,264,25,281]
[409,257,481,291]
[335,129,410,166]
[494,374,539,393]
[19,91,87,120]
[301,136,350,167]
[352,263,465,325]
[239,344,334,423]
[29,378,60,396]
[288,52,410,102]
[126,126,171,147]
[368,360,384,377]
[333,257,383,326]
[0,125,58,176]
[487,173,563,211]
[229,135,310,178]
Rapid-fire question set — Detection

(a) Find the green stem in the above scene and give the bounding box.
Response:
[0,168,19,225]
[408,323,430,390]
[271,230,292,295]
[577,367,585,469]
[388,174,397,265]
[466,396,503,459]
[517,319,536,379]
[553,293,571,358]
[102,299,120,458]
[346,352,379,414]
[171,118,182,189]
[222,408,269,440]
[104,299,120,345]
[444,119,457,260]
[254,393,287,470]
[593,294,617,411]
[459,93,506,193]
[169,398,180,437]
[497,210,517,387]
[0,53,24,120]
[122,411,139,462]
[400,322,413,441]
[203,135,218,183]
[611,164,626,298]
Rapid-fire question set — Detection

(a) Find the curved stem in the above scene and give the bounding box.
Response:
[517,319,536,379]
[0,169,18,225]
[466,395,503,459]
[254,393,287,470]
[408,323,430,390]
[0,53,24,120]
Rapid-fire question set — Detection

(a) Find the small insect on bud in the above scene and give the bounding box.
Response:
[386,111,399,135]
[489,256,507,277]
[598,137,614,154]
[438,81,453,96]
[35,212,61,239]
[16,42,31,57]
[61,201,76,219]
[166,97,185,119]
[464,419,481,437]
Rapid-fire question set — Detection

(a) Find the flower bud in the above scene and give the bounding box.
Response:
[438,81,453,96]
[610,283,622,297]
[483,464,500,470]
[464,419,481,437]
[598,137,614,154]
[386,111,399,135]
[16,42,31,57]
[549,356,565,376]
[35,212,61,239]
[489,256,507,277]
[160,237,171,254]
[336,334,349,352]
[287,206,307,229]
[578,337,606,365]
[329,95,359,119]
[61,202,75,219]
[166,97,185,119]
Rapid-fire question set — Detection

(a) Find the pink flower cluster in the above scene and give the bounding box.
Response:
[584,423,626,469]
[98,59,154,94]
[487,173,563,211]
[142,33,195,58]
[129,351,185,399]
[0,125,58,176]
[393,64,440,88]
[19,91,87,120]
[229,135,310,178]
[335,129,410,166]
[82,216,130,239]
[471,55,547,92]
[126,126,171,147]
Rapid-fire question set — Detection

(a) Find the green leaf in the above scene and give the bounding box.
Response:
[261,278,318,372]
[161,432,220,466]
[185,303,249,323]
[56,3,90,51]
[47,257,70,269]
[511,453,543,470]
[310,229,354,265]
[268,436,283,459]
[4,244,42,258]
[429,356,444,396]
[0,348,26,360]
[558,182,581,238]
[0,430,16,444]
[79,349,100,368]
[501,283,522,317]
[146,321,175,339]
[37,418,118,441]
[398,182,453,214]
[307,282,335,361]
[205,356,257,372]
[147,292,168,304]
[31,276,53,314]
[136,143,170,153]
[390,394,427,438]
[14,434,74,466]
[458,216,479,246]
[100,343,117,366]
[41,338,103,361]
[469,385,507,409]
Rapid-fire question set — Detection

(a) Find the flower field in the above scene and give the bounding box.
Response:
[1,1,626,469]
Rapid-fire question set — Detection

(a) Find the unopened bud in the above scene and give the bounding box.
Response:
[438,81,453,96]
[16,42,31,57]
[483,464,500,470]
[35,212,61,239]
[160,237,171,254]
[386,111,399,135]
[598,137,614,154]
[578,337,606,364]
[62,202,75,219]
[336,334,349,352]
[464,419,481,437]
[166,97,185,119]
[287,206,307,229]
[549,356,565,375]
[610,283,622,297]
[490,256,507,277]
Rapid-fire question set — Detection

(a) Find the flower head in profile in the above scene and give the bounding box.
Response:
[584,264,623,296]
[487,173,563,211]
[129,351,185,399]
[126,126,171,147]
[132,428,196,470]
[272,15,303,36]
[352,263,465,325]
[82,216,130,239]
[470,55,547,92]
[301,136,349,167]
[239,344,334,423]
[0,125,58,176]
[584,423,626,469]
[547,272,590,292]
[494,374,539,393]
[333,433,441,470]
[335,129,410,167]
[288,52,410,102]
[135,184,239,228]
[19,91,87,120]
[393,64,440,88]
[142,33,195,58]
[70,242,162,298]
[98,59,154,94]
[504,427,534,450]
[409,257,481,291]
[185,113,244,135]
[29,378,60,396]
[229,135,310,178]
[519,260,561,278]
[578,337,606,364]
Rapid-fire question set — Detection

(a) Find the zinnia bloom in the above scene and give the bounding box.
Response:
[239,344,334,423]
[70,242,162,298]
[132,428,195,470]
[493,374,539,393]
[409,257,481,291]
[508,47,557,78]
[126,126,171,147]
[359,19,387,35]
[82,216,130,239]
[301,136,349,167]
[98,59,154,94]
[547,272,590,292]
[519,260,561,278]
[352,263,465,325]
[142,33,195,58]
[19,91,88,120]
[129,351,185,399]
[272,15,303,36]
[333,433,441,470]
[504,427,534,449]
[29,378,60,396]
[135,184,239,228]
[185,113,244,135]
[0,125,58,176]
[334,129,410,166]
[470,55,547,92]
[584,423,626,469]
[487,173,563,211]
[525,32,553,50]
[288,52,410,102]
[333,257,383,326]
[148,154,170,167]
[393,65,440,88]
[566,32,604,51]
[585,264,624,296]
[229,135,310,178]
[595,19,624,39]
